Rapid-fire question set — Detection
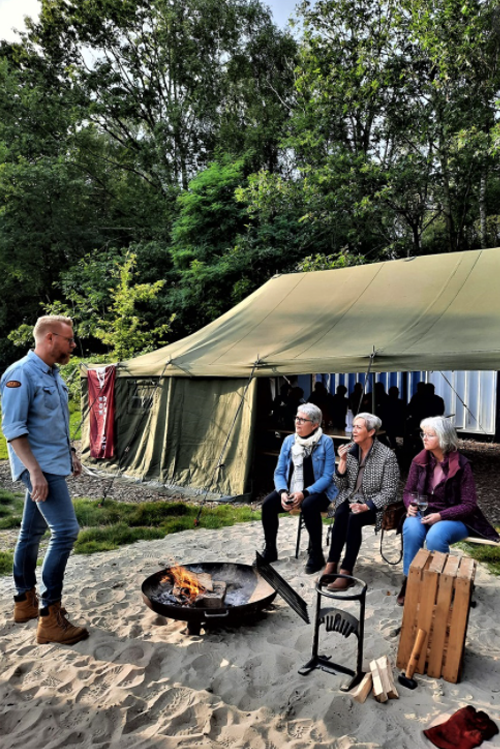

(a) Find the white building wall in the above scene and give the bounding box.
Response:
[326,371,497,435]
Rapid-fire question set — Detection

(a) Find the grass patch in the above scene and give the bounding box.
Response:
[0,491,261,566]
[70,498,260,554]
[0,491,24,529]
[74,522,166,554]
[0,428,7,460]
[69,402,82,441]
[455,536,500,576]
[0,551,14,576]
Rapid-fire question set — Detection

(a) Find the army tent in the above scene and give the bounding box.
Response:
[81,247,500,497]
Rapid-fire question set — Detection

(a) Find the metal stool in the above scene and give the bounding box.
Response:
[295,511,306,558]
[299,573,367,691]
[294,510,333,558]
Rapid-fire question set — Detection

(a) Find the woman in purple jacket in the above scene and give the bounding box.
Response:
[397,416,499,605]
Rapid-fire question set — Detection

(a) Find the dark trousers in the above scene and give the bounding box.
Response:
[327,500,377,571]
[261,490,331,556]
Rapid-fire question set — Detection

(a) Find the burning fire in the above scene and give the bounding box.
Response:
[161,565,206,603]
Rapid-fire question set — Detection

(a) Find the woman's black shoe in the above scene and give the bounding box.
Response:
[305,554,325,575]
[261,547,278,563]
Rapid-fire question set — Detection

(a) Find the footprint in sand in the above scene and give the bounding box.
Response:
[121,708,153,735]
[95,587,126,604]
[114,643,150,665]
[93,643,116,661]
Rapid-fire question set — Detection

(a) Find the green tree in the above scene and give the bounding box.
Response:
[36,251,174,361]
[93,253,173,361]
[286,0,500,256]
[24,0,296,190]
[168,156,249,330]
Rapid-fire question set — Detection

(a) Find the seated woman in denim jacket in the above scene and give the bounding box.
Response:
[397,416,499,606]
[261,403,337,575]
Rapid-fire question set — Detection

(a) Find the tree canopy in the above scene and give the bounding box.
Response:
[1,0,500,369]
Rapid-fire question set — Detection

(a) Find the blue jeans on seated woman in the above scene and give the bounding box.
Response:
[14,471,80,606]
[402,516,469,576]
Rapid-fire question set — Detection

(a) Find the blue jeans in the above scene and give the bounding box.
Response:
[14,471,80,606]
[402,516,469,576]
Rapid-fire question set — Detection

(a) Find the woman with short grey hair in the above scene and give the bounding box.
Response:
[325,412,400,590]
[420,416,459,453]
[398,416,498,605]
[261,403,337,574]
[297,402,323,424]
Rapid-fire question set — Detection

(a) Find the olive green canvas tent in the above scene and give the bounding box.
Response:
[81,248,500,497]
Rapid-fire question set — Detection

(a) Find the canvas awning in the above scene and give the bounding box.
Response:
[91,248,500,378]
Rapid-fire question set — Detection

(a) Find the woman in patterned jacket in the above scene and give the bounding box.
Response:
[324,412,400,590]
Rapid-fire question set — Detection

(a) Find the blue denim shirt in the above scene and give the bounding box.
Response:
[0,350,72,480]
[274,433,338,502]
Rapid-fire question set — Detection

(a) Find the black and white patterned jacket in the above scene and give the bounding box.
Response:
[333,439,400,531]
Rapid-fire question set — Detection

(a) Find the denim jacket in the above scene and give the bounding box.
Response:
[274,433,338,502]
[0,350,72,480]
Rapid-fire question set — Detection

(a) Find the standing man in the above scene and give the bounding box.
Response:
[0,315,89,645]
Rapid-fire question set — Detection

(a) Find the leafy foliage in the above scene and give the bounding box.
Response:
[9,252,174,362]
[1,0,500,368]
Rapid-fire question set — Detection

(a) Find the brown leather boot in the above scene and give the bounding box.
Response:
[324,562,338,576]
[14,587,39,623]
[36,602,89,645]
[327,569,354,591]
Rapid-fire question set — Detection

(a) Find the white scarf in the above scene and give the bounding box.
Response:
[290,428,323,494]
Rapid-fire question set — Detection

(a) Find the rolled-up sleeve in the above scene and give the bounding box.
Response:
[1,368,32,442]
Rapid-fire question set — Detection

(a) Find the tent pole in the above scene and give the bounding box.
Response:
[359,347,377,414]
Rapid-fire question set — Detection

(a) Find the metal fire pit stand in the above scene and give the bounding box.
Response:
[299,574,367,691]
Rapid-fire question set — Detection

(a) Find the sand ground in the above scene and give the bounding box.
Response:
[1,517,499,748]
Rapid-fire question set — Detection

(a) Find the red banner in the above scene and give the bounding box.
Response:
[88,365,116,459]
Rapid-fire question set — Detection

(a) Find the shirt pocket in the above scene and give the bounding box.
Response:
[40,385,60,414]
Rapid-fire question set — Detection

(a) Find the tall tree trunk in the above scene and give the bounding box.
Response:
[439,151,456,252]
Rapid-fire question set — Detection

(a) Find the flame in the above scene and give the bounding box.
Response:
[161,565,206,603]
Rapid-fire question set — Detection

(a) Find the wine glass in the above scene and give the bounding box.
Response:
[409,492,419,513]
[349,492,364,513]
[417,494,428,516]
